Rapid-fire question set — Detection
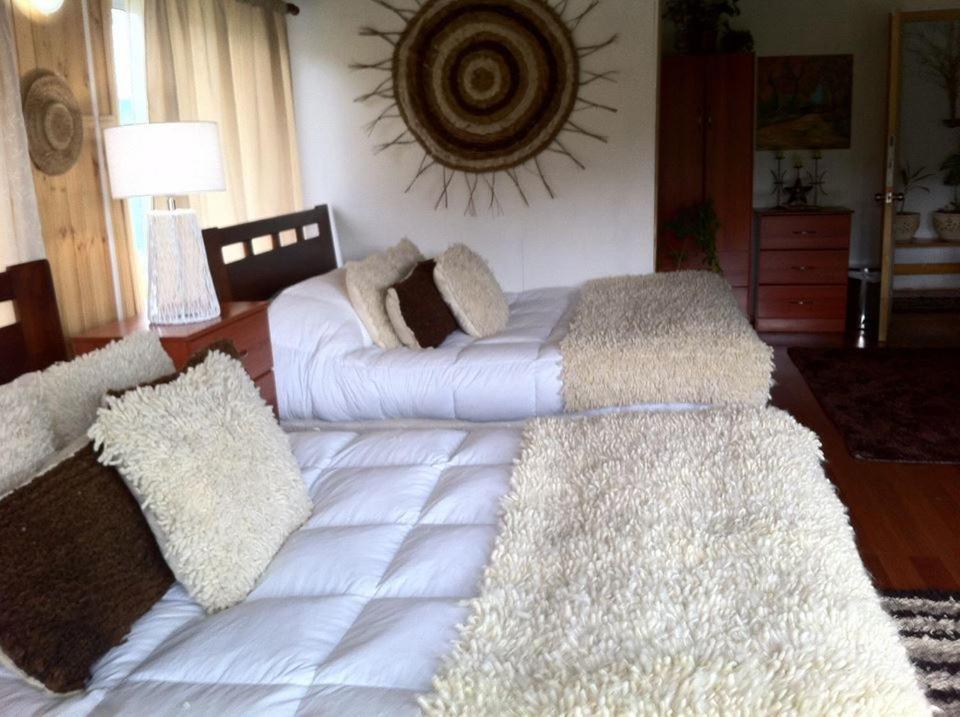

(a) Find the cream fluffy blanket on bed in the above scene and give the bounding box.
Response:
[420,408,930,716]
[560,272,774,410]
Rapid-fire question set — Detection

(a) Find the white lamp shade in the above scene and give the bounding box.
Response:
[104,122,225,199]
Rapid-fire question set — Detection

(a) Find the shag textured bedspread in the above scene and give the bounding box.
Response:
[421,407,930,716]
[560,272,774,411]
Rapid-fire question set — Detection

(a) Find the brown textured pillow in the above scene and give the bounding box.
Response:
[0,443,174,693]
[385,260,459,349]
[106,340,243,400]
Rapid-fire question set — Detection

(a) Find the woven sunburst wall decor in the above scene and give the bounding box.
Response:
[354,0,618,213]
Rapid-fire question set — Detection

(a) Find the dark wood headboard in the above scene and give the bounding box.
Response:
[202,205,339,303]
[0,260,68,384]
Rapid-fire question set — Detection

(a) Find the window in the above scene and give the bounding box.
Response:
[110,0,150,289]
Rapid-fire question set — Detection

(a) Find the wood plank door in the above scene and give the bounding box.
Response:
[656,55,706,273]
[704,53,755,293]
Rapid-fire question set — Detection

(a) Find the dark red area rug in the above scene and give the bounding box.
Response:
[789,347,960,464]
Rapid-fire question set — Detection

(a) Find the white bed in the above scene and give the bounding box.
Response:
[1,424,519,716]
[270,269,698,422]
[1,419,928,716]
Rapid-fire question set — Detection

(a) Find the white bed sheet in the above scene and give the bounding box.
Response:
[0,425,520,717]
[269,269,571,421]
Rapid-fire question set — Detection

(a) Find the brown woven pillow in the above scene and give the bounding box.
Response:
[385,260,459,349]
[0,443,174,693]
[106,340,242,400]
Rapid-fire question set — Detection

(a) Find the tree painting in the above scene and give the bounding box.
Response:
[757,55,853,150]
[907,21,960,127]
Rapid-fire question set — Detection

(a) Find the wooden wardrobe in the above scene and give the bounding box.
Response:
[656,53,755,315]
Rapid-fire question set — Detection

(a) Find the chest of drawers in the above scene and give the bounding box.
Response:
[753,209,852,333]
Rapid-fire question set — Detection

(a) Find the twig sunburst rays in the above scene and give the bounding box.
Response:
[353,0,618,214]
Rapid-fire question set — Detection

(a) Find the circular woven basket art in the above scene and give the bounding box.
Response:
[22,69,83,176]
[355,0,617,212]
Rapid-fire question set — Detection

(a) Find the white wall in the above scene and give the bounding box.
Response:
[287,0,660,291]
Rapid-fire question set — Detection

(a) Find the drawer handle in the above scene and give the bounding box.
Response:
[790,299,814,306]
[791,265,812,271]
[793,230,818,236]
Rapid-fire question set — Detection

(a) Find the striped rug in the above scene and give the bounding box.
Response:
[882,591,960,715]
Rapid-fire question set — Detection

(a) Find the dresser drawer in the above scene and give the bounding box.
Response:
[756,285,847,332]
[758,250,848,285]
[758,213,851,250]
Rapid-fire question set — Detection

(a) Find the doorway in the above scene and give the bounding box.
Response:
[880,10,960,345]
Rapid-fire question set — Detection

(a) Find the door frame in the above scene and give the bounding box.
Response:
[880,9,960,342]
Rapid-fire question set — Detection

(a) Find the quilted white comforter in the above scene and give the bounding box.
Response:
[270,270,570,421]
[0,425,519,716]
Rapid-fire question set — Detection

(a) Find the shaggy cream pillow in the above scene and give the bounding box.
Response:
[345,239,423,348]
[0,373,56,496]
[89,350,311,613]
[433,244,509,337]
[40,332,174,448]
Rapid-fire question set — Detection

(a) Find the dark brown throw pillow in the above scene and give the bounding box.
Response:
[106,340,242,400]
[385,260,459,349]
[0,444,174,693]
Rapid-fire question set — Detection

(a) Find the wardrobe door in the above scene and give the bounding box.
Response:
[704,53,755,298]
[656,55,706,273]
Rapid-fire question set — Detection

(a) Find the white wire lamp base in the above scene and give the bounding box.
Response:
[146,207,221,325]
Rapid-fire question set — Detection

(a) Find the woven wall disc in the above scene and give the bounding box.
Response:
[393,0,579,173]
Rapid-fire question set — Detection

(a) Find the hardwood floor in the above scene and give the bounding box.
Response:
[769,343,960,591]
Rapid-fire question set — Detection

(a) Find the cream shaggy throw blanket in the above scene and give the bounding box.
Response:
[420,408,930,716]
[560,272,774,410]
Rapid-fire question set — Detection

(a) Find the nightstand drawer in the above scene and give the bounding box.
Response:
[758,250,848,285]
[184,310,267,359]
[759,214,851,250]
[183,311,272,377]
[255,371,277,413]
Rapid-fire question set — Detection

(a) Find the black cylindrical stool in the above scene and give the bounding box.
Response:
[847,267,881,343]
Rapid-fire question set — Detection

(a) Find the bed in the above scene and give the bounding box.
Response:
[0,417,929,715]
[203,208,774,422]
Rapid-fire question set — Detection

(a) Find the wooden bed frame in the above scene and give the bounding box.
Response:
[202,205,339,303]
[0,260,68,384]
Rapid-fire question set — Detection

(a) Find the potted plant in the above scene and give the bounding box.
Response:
[662,0,750,55]
[933,150,960,242]
[665,200,723,274]
[894,163,934,243]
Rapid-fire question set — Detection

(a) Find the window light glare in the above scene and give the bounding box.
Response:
[31,0,65,15]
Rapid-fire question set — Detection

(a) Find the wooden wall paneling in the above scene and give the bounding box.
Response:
[11,0,136,337]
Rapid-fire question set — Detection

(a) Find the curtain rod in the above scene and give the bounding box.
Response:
[237,0,300,16]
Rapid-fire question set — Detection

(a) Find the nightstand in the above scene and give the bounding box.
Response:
[72,302,277,412]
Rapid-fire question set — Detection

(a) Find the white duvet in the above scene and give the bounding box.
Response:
[270,269,572,421]
[1,425,520,716]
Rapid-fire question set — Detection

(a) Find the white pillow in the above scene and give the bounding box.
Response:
[433,244,509,337]
[89,350,311,613]
[40,332,174,448]
[0,373,56,496]
[345,239,423,348]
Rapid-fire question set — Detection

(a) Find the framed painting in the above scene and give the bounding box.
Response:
[757,55,854,150]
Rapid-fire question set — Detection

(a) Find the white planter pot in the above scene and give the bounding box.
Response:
[893,213,921,243]
[932,212,960,242]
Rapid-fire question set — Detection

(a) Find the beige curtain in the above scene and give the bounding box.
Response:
[143,0,303,230]
[0,0,44,327]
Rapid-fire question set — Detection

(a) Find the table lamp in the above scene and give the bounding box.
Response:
[104,121,225,325]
